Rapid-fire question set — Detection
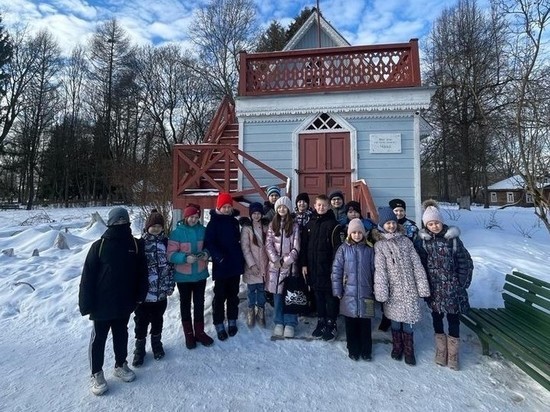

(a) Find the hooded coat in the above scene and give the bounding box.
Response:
[240,217,269,285]
[373,228,430,324]
[265,220,300,294]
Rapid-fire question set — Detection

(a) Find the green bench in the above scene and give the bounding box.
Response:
[460,270,550,391]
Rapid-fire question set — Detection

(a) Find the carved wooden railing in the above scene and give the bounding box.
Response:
[352,179,378,222]
[239,39,421,96]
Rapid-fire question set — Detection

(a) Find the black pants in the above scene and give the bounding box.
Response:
[177,279,207,323]
[212,276,240,325]
[432,311,461,338]
[89,315,130,374]
[134,300,168,339]
[345,317,372,357]
[314,289,339,322]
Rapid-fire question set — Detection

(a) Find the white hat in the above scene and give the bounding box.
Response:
[274,196,292,213]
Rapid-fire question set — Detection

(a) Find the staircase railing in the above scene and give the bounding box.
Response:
[352,179,378,222]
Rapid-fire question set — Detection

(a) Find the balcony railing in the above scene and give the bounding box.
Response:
[239,39,421,96]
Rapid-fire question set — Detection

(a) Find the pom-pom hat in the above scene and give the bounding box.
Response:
[274,196,292,213]
[422,199,444,225]
[145,209,165,230]
[216,192,233,209]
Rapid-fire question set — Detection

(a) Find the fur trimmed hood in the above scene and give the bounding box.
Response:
[371,224,406,242]
[418,225,460,241]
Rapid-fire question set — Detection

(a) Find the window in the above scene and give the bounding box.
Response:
[506,192,515,203]
[526,193,533,203]
[490,192,497,203]
[305,113,343,130]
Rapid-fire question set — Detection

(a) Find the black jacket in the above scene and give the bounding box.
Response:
[79,225,148,321]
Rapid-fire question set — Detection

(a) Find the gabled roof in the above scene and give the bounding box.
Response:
[283,9,350,51]
[488,175,525,190]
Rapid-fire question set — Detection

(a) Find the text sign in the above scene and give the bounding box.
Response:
[370,133,402,153]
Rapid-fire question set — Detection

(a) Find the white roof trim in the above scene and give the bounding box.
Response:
[283,10,350,51]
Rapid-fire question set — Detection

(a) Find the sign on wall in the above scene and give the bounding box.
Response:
[369,133,402,153]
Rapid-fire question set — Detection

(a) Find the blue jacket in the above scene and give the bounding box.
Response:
[168,221,209,283]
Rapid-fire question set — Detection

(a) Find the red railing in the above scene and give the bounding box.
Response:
[352,179,378,222]
[239,39,421,96]
[203,95,235,143]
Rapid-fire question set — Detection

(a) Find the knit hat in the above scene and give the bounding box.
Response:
[389,198,406,210]
[107,206,129,226]
[145,209,165,230]
[184,203,200,218]
[377,207,398,227]
[295,192,310,206]
[344,201,362,214]
[216,192,233,209]
[328,190,344,202]
[347,218,366,236]
[422,199,444,225]
[266,185,281,197]
[274,196,292,213]
[249,202,263,217]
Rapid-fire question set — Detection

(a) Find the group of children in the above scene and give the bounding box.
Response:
[79,189,473,396]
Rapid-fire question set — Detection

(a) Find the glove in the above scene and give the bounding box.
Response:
[186,255,197,264]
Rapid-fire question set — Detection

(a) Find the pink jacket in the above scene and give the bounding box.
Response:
[240,220,269,285]
[265,222,300,294]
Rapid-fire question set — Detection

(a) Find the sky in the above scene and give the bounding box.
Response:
[0,0,488,56]
[0,204,549,410]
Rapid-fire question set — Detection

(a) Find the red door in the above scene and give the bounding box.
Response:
[298,132,351,199]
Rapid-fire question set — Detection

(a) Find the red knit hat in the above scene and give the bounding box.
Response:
[216,192,233,209]
[184,203,200,218]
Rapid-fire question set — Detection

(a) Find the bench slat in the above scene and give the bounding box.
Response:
[503,294,550,331]
[505,274,550,303]
[511,271,550,291]
[503,283,550,312]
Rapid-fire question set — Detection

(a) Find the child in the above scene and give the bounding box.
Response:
[240,202,269,327]
[415,200,473,370]
[293,192,313,232]
[328,190,347,225]
[168,204,214,349]
[263,185,281,222]
[132,209,175,366]
[265,196,301,338]
[333,201,376,250]
[300,194,340,341]
[79,207,148,396]
[204,192,245,340]
[332,218,375,361]
[389,198,418,241]
[373,207,430,366]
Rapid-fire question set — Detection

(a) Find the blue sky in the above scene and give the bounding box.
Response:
[1,0,479,55]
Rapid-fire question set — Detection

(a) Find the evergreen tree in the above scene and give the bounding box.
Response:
[256,21,286,52]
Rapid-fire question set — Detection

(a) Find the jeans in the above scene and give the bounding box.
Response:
[273,293,298,327]
[247,283,266,308]
[390,320,413,334]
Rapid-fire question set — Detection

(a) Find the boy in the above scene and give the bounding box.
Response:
[79,206,148,396]
[389,198,418,241]
[263,185,281,222]
[328,190,347,225]
[300,195,340,341]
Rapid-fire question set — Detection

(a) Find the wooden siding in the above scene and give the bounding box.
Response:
[292,22,342,49]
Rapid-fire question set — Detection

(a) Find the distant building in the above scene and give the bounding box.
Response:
[487,175,550,206]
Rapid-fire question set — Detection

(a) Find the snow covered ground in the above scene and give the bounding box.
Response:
[0,205,549,411]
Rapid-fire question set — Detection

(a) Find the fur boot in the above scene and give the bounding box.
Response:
[447,335,460,370]
[182,321,196,350]
[194,321,214,346]
[403,332,416,366]
[256,306,266,327]
[435,333,447,366]
[391,329,403,360]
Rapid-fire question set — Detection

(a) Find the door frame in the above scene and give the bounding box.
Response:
[292,112,357,198]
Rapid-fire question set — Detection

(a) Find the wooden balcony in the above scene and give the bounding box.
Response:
[239,39,421,97]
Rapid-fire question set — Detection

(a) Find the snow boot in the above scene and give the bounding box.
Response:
[132,338,146,367]
[151,334,165,360]
[311,318,326,339]
[228,319,238,337]
[182,321,196,349]
[435,333,447,366]
[378,314,391,332]
[247,307,256,327]
[194,321,214,346]
[447,335,460,370]
[403,332,416,366]
[114,362,136,382]
[322,319,338,341]
[390,329,403,360]
[215,323,228,341]
[256,306,266,327]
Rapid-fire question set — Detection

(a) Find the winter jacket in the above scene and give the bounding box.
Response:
[373,228,430,324]
[204,208,245,280]
[140,232,175,301]
[168,220,209,283]
[398,217,418,241]
[240,217,269,285]
[79,225,148,321]
[299,210,340,291]
[331,238,375,318]
[263,201,276,222]
[265,221,301,294]
[415,225,473,314]
[293,208,313,233]
[332,206,347,226]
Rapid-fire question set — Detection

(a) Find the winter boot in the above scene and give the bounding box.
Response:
[182,321,197,350]
[378,314,391,332]
[151,334,165,360]
[247,307,256,327]
[322,319,338,342]
[390,329,403,360]
[311,318,326,339]
[403,332,416,366]
[194,321,214,347]
[447,335,460,370]
[132,338,146,367]
[435,333,448,366]
[256,306,266,327]
[228,319,238,337]
[215,323,228,341]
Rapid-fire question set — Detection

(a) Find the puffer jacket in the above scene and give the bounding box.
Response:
[240,217,269,285]
[167,220,209,283]
[331,238,375,318]
[265,220,300,294]
[204,208,245,280]
[415,225,473,314]
[373,228,430,324]
[140,232,175,301]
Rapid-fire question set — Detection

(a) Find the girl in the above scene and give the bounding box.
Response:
[266,196,301,338]
[415,200,473,370]
[167,204,214,349]
[373,207,430,366]
[240,202,269,327]
[332,218,375,361]
[133,209,175,365]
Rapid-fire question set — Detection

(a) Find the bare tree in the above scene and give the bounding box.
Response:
[0,14,13,138]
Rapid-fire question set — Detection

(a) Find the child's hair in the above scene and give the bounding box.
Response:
[271,211,294,237]
[315,194,329,203]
